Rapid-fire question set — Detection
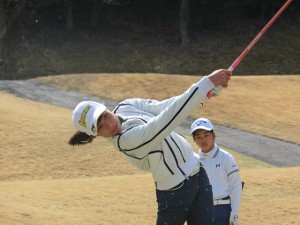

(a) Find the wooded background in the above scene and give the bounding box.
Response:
[1,0,299,79]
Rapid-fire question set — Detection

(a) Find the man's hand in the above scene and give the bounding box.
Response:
[229,212,239,225]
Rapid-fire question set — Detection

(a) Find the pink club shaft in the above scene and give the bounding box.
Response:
[207,0,293,98]
[228,0,293,72]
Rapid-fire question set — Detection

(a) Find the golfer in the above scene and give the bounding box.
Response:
[191,118,242,225]
[69,69,231,225]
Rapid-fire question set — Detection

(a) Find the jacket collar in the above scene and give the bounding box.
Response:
[199,144,219,160]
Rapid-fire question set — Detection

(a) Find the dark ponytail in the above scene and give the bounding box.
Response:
[68,131,95,146]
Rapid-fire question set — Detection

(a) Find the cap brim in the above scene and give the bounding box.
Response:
[191,126,213,134]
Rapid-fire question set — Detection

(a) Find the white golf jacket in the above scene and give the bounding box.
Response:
[199,144,242,214]
[111,76,215,190]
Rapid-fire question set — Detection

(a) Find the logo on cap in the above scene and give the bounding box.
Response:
[78,105,92,128]
[193,120,207,128]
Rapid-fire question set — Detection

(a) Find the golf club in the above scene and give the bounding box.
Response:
[207,0,293,98]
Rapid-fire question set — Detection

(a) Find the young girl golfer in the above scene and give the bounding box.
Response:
[69,69,231,225]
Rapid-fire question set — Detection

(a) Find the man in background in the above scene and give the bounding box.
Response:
[191,118,243,225]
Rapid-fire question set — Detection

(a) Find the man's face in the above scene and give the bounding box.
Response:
[193,129,215,153]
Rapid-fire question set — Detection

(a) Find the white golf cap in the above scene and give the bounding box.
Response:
[191,118,214,134]
[72,101,106,136]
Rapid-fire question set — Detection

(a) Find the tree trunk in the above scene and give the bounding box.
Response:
[90,0,104,27]
[65,0,74,31]
[180,0,190,46]
[0,0,8,72]
[0,0,26,75]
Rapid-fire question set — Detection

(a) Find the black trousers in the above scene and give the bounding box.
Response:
[156,167,214,225]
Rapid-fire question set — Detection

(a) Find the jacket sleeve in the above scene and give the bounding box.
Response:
[124,96,179,116]
[116,76,215,157]
[226,154,242,214]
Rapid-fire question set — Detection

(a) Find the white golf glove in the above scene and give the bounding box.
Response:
[211,86,222,96]
[206,86,222,99]
[229,212,239,225]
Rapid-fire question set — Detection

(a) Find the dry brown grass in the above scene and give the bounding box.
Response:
[1,73,300,225]
[0,93,144,181]
[239,167,300,225]
[35,74,300,144]
[0,168,299,225]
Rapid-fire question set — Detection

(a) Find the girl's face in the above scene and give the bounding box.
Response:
[193,129,215,153]
[96,110,122,137]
